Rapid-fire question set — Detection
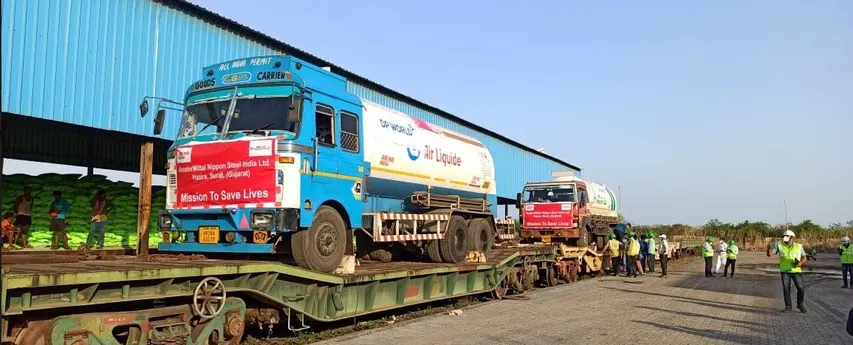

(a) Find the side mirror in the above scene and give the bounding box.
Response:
[140,99,149,117]
[153,109,166,135]
[515,192,522,209]
[287,97,303,123]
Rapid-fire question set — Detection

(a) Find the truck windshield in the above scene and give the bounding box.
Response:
[524,185,575,203]
[178,96,299,138]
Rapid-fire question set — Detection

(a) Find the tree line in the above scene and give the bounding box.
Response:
[629,219,852,250]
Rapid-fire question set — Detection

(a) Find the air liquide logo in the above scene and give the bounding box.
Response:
[407,146,421,161]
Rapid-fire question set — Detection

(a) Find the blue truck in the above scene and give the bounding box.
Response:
[141,55,500,273]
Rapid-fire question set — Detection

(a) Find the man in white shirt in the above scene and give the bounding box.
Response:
[715,239,728,274]
[658,234,671,277]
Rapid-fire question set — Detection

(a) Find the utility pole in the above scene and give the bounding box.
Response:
[137,142,154,255]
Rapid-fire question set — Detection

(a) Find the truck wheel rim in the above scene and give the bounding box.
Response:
[316,223,337,257]
[479,229,488,251]
[454,228,465,252]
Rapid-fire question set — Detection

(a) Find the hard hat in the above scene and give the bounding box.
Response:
[842,236,850,243]
[707,236,714,242]
[609,233,616,239]
[728,240,735,246]
[783,230,795,237]
[659,234,666,239]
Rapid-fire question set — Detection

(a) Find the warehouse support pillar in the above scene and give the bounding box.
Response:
[0,113,4,213]
[137,141,153,255]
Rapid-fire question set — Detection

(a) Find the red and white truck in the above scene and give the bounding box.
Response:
[515,172,619,250]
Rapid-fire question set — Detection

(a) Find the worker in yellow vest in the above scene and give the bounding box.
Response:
[766,230,807,313]
[626,232,640,278]
[702,236,714,277]
[724,240,738,277]
[604,234,622,276]
[838,236,852,289]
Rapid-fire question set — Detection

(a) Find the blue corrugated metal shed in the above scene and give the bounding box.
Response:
[0,0,580,199]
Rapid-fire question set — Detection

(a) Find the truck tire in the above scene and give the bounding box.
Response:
[467,218,494,258]
[439,216,469,264]
[302,206,347,273]
[368,248,393,262]
[427,240,443,263]
[422,212,446,263]
[577,224,591,247]
[290,231,309,268]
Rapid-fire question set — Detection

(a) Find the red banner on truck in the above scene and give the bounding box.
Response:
[522,203,573,229]
[174,139,277,208]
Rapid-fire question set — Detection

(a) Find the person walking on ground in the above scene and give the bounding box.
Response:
[703,236,715,277]
[715,238,728,275]
[49,191,71,250]
[604,233,622,276]
[646,232,657,274]
[658,234,671,278]
[767,230,807,313]
[839,236,852,289]
[87,190,113,249]
[724,240,739,277]
[627,232,640,278]
[13,186,34,249]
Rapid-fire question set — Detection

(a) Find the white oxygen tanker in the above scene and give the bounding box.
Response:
[360,100,498,200]
[355,99,499,263]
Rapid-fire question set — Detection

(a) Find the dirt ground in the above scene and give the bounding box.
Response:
[315,251,853,345]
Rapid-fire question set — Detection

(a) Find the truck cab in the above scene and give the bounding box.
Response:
[151,55,366,273]
[515,174,618,250]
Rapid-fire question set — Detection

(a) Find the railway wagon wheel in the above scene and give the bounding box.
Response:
[491,276,510,299]
[546,265,559,287]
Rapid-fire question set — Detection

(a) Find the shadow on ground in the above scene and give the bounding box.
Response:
[631,320,768,344]
[602,286,775,314]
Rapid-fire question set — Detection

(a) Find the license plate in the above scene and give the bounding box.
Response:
[541,235,551,244]
[198,226,220,244]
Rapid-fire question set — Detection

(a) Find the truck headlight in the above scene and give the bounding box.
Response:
[252,212,274,228]
[159,214,172,230]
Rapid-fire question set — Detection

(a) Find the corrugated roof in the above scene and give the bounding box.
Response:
[165,0,581,172]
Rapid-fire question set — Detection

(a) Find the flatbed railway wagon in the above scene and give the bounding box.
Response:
[0,245,562,345]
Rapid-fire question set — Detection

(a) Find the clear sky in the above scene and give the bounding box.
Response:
[186,0,852,226]
[6,0,850,226]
